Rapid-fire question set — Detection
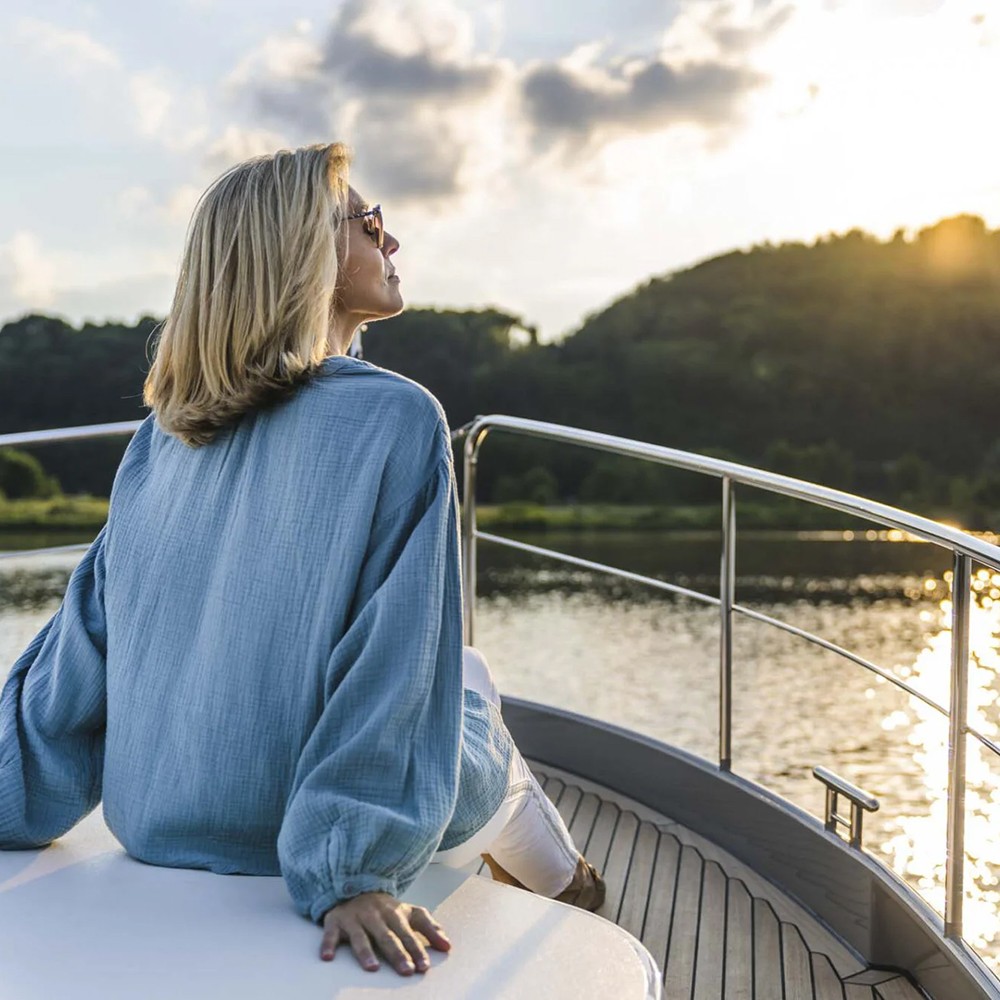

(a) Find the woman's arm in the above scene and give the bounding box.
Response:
[276,425,465,927]
[0,523,109,846]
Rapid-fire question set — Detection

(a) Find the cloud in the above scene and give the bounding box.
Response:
[521,53,767,152]
[348,106,469,198]
[217,0,790,199]
[48,270,176,325]
[224,31,324,89]
[203,125,294,174]
[706,2,796,53]
[0,232,57,308]
[14,16,208,153]
[164,184,204,223]
[321,0,502,100]
[509,0,795,156]
[116,184,203,226]
[14,17,121,73]
[0,231,176,326]
[116,186,156,219]
[220,0,514,203]
[128,76,210,153]
[130,73,173,138]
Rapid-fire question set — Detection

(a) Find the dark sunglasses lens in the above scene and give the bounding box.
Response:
[375,208,384,249]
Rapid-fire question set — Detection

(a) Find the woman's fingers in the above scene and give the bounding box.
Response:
[385,909,431,970]
[319,915,340,961]
[319,893,449,976]
[347,925,380,971]
[408,905,452,951]
[366,923,415,975]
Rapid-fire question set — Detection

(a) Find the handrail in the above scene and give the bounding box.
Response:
[470,528,1000,758]
[0,420,144,448]
[453,416,1000,568]
[813,766,880,849]
[2,414,996,948]
[455,413,1000,946]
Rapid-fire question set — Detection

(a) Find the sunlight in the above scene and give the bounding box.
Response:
[879,577,1000,968]
[738,0,1000,239]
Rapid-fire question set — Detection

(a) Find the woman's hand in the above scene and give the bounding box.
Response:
[320,891,451,975]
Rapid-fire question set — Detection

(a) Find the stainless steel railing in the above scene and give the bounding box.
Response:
[454,413,1000,945]
[2,414,998,946]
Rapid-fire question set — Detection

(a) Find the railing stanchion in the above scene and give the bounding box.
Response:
[461,427,482,646]
[945,553,971,940]
[720,476,736,771]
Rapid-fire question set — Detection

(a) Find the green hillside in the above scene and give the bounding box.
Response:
[2,214,999,529]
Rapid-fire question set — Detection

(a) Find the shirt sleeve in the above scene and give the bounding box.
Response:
[0,522,109,848]
[276,440,466,926]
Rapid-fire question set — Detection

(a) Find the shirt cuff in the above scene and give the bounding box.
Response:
[309,872,401,926]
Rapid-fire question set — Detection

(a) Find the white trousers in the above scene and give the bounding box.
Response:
[429,647,581,898]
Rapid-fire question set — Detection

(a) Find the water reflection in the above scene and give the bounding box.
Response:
[879,569,1000,962]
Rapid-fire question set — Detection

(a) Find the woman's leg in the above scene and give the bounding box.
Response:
[430,647,580,897]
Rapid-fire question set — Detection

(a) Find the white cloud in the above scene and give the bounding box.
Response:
[203,125,291,174]
[14,16,121,73]
[222,33,323,90]
[49,270,177,325]
[165,184,203,223]
[0,232,57,307]
[0,230,177,325]
[868,0,944,15]
[115,184,201,226]
[13,16,209,154]
[347,0,480,61]
[126,74,210,153]
[117,186,156,219]
[130,73,173,138]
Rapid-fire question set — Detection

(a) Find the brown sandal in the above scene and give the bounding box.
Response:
[480,852,606,913]
[554,854,606,912]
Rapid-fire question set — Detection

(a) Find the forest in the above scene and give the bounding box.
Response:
[1,213,999,530]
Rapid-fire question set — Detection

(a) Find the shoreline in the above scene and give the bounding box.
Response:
[0,498,990,539]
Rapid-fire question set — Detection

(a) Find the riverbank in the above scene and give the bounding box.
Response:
[0,495,984,535]
[0,496,111,531]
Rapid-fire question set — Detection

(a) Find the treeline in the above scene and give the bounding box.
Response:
[2,214,1000,526]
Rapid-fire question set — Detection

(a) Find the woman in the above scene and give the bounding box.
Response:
[0,142,604,978]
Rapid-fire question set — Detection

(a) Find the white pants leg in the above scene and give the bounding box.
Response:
[430,647,581,898]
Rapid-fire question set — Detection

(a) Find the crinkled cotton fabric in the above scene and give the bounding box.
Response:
[0,355,514,925]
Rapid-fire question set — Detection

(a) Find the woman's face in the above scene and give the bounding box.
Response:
[333,186,402,328]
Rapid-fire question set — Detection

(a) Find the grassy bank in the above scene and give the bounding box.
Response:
[0,496,111,531]
[474,502,878,532]
[0,496,980,534]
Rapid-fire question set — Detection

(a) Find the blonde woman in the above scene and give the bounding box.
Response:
[0,142,604,978]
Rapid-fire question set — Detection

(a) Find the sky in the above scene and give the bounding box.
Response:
[1,0,998,343]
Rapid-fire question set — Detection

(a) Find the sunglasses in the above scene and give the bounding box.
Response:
[345,203,384,250]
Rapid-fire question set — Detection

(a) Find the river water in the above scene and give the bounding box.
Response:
[2,529,998,973]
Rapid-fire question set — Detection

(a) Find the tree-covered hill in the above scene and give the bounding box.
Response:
[2,214,999,522]
[553,214,1000,473]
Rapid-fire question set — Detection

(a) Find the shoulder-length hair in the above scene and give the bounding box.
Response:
[143,142,352,447]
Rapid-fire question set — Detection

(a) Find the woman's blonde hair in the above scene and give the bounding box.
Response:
[143,142,352,447]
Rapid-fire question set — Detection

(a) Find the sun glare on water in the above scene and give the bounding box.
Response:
[880,567,1000,965]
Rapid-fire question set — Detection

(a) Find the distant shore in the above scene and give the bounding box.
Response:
[0,496,985,537]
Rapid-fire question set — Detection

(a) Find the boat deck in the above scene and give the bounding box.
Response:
[462,760,927,1000]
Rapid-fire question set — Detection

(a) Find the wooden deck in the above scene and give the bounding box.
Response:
[461,760,928,1000]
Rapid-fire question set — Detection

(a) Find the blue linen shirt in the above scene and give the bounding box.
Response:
[0,355,514,925]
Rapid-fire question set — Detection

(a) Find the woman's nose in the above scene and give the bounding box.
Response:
[383,230,400,256]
